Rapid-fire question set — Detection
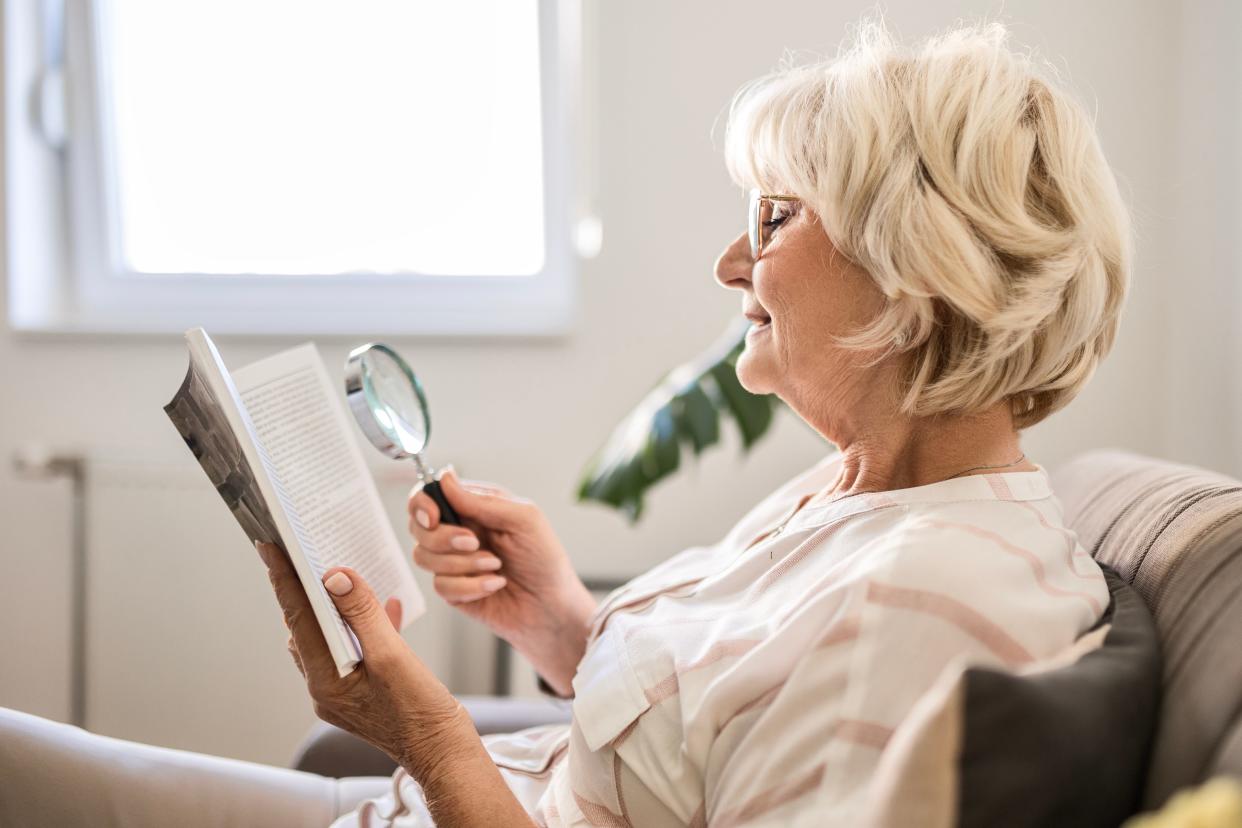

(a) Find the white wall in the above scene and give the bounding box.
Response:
[1,0,1233,767]
[1160,0,1242,472]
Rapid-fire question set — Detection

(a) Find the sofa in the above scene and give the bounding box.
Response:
[292,449,1242,820]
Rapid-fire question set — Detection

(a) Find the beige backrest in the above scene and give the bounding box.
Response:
[1052,450,1242,809]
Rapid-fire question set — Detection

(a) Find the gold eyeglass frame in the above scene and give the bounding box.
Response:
[748,189,800,259]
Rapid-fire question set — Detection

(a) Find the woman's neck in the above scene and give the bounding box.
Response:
[825,402,1034,498]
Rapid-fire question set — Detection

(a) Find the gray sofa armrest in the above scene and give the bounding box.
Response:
[291,720,399,779]
[290,694,572,778]
[459,694,572,734]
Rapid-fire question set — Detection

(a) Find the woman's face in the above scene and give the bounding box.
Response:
[714,200,891,420]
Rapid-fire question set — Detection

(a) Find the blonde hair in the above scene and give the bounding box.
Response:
[724,20,1132,428]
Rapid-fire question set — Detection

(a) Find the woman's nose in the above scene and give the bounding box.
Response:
[714,232,753,291]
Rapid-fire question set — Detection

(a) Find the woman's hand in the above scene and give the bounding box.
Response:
[408,470,596,696]
[256,542,472,776]
[257,543,536,826]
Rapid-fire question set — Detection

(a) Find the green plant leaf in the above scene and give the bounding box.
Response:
[672,382,719,453]
[576,320,779,522]
[707,358,772,449]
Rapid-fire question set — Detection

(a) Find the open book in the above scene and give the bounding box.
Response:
[164,328,425,676]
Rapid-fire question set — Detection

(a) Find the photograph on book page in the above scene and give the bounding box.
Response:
[165,357,279,546]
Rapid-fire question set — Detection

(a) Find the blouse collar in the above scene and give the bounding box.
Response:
[781,458,1054,534]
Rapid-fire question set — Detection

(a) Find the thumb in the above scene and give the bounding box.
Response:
[438,468,526,529]
[322,568,401,658]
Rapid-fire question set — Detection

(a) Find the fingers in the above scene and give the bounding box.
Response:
[322,567,404,662]
[408,487,440,532]
[437,469,531,530]
[454,479,515,499]
[407,469,529,536]
[434,574,507,604]
[384,597,403,631]
[406,499,481,552]
[257,542,335,682]
[412,545,503,576]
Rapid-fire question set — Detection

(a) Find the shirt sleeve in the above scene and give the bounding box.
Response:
[535,673,572,700]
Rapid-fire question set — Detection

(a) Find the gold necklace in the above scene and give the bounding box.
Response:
[765,451,1027,542]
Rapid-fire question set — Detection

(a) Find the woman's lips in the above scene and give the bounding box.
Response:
[745,313,772,335]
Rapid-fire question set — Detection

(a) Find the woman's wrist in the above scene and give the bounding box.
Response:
[397,700,479,783]
[512,581,597,696]
[401,702,536,827]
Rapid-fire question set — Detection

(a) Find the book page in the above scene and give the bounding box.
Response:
[168,330,364,674]
[233,345,425,633]
[166,329,425,677]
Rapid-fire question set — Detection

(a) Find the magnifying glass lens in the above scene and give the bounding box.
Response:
[359,350,428,455]
[346,343,459,526]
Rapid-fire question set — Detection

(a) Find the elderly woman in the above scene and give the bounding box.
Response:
[0,20,1128,828]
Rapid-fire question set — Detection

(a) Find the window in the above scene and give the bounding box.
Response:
[6,0,590,335]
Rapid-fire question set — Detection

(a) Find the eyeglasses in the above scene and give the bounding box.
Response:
[747,189,799,260]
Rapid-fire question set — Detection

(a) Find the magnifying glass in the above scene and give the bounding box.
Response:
[344,343,460,526]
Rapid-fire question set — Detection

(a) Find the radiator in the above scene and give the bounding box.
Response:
[1,450,458,767]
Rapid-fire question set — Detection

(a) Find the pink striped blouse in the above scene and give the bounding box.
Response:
[335,453,1107,827]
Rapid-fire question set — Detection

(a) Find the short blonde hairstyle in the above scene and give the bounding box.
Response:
[724,20,1132,428]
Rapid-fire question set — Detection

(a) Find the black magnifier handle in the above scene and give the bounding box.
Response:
[422,477,461,526]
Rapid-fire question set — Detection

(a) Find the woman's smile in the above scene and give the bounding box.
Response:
[743,304,772,334]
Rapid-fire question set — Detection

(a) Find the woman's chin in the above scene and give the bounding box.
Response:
[735,347,777,395]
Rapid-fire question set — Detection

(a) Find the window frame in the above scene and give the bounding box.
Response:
[7,0,582,337]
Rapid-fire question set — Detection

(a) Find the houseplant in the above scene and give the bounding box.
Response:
[576,320,779,521]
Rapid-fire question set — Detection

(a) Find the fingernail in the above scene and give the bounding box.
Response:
[416,510,431,530]
[476,557,502,571]
[481,576,506,592]
[324,571,353,596]
[451,534,479,552]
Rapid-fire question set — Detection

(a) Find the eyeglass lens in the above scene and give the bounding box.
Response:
[748,190,763,259]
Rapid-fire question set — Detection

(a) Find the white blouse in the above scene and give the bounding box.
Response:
[335,453,1108,827]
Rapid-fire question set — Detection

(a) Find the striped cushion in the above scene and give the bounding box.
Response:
[1052,450,1242,809]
